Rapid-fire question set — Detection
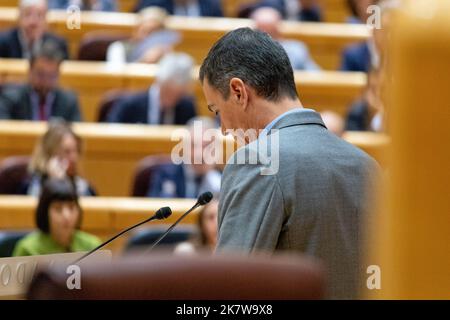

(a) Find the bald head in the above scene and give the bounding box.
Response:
[251,7,282,39]
[18,0,47,44]
[19,0,47,9]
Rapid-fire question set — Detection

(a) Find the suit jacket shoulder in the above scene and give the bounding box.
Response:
[109,91,148,123]
[341,42,371,72]
[0,28,22,58]
[0,85,33,120]
[52,88,82,122]
[200,0,223,17]
[174,96,197,125]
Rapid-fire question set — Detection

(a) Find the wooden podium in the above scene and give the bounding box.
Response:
[25,253,324,300]
[0,251,111,299]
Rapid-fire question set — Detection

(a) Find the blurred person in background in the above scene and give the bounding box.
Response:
[147,117,221,198]
[239,0,322,22]
[174,198,219,254]
[0,0,69,59]
[108,53,196,124]
[346,0,379,24]
[0,41,82,121]
[26,120,96,196]
[13,178,101,256]
[134,0,223,17]
[107,7,180,65]
[48,0,117,11]
[320,110,345,137]
[252,6,320,71]
[346,67,384,132]
[341,0,393,72]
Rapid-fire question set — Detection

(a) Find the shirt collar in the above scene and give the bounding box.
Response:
[260,108,306,138]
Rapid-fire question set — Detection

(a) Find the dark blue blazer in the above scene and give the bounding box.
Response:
[345,99,370,131]
[108,91,197,125]
[341,42,371,72]
[239,0,321,22]
[147,163,187,198]
[134,0,223,16]
[0,84,82,121]
[0,28,69,59]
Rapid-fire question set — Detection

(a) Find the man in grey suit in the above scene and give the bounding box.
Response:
[0,41,81,122]
[200,28,379,299]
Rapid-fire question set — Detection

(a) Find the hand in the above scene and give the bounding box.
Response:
[46,157,68,179]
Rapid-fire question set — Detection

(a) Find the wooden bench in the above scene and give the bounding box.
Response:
[0,120,389,196]
[0,59,367,122]
[0,7,370,69]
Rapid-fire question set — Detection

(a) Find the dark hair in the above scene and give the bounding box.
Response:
[30,40,64,67]
[192,197,219,247]
[199,27,298,102]
[347,0,380,20]
[36,178,82,233]
[346,0,359,18]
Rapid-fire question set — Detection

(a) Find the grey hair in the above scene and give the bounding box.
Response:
[156,53,194,85]
[19,0,47,9]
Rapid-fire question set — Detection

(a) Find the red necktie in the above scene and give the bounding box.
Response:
[38,97,47,121]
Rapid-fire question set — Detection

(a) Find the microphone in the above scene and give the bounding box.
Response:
[74,206,172,264]
[144,192,213,253]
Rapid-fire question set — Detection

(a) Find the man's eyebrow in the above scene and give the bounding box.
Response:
[207,104,215,111]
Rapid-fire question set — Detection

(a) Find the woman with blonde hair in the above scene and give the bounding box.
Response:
[27,120,96,196]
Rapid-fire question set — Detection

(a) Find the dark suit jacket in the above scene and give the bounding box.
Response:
[345,99,370,131]
[238,0,321,22]
[147,163,187,198]
[0,28,69,59]
[134,0,223,17]
[340,42,371,72]
[0,84,82,121]
[107,91,197,125]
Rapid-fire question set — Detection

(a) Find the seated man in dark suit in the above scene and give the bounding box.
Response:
[340,41,373,72]
[134,0,223,17]
[341,5,385,73]
[147,117,221,198]
[108,52,196,125]
[239,0,322,22]
[0,0,69,59]
[0,41,82,122]
[346,67,384,132]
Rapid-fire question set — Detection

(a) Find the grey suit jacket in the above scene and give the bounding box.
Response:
[217,109,379,299]
[0,84,82,122]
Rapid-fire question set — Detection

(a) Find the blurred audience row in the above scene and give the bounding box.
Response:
[0,0,380,72]
[2,118,222,198]
[12,177,218,256]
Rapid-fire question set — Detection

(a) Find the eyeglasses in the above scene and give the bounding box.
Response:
[207,104,219,116]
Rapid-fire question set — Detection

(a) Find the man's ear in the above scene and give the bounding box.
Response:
[229,78,248,109]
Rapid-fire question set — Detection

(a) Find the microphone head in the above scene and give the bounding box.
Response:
[155,207,172,220]
[197,191,213,206]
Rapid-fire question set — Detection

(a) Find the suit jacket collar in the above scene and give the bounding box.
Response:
[22,84,59,119]
[269,108,326,133]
